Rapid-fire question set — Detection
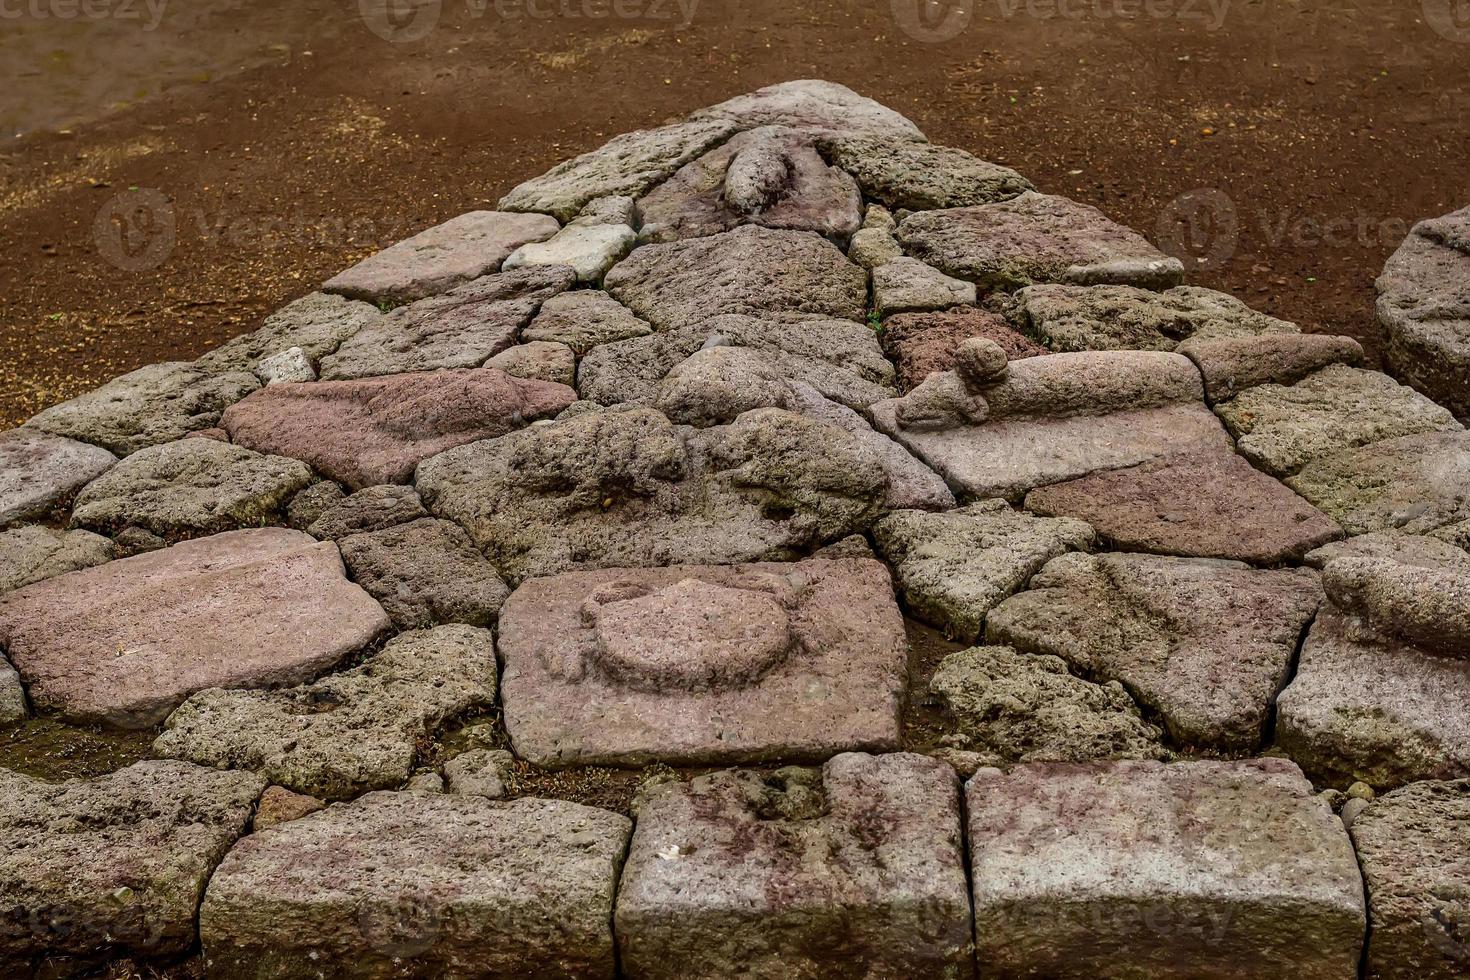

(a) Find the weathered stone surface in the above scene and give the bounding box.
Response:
[307,484,427,540]
[651,345,892,424]
[253,786,326,831]
[872,257,977,316]
[156,626,497,799]
[522,289,652,354]
[966,759,1366,980]
[196,291,383,375]
[637,127,863,245]
[286,479,346,530]
[319,265,575,380]
[497,558,906,766]
[443,748,514,799]
[254,346,316,385]
[848,225,903,268]
[987,552,1322,751]
[201,792,631,980]
[689,78,924,137]
[25,362,260,456]
[499,117,737,221]
[0,428,117,527]
[1217,365,1461,477]
[570,195,636,227]
[1322,549,1470,660]
[221,366,577,490]
[1377,205,1470,419]
[872,500,1094,641]
[1024,447,1343,564]
[872,350,1232,500]
[0,656,25,722]
[1351,779,1470,980]
[1305,530,1470,572]
[0,760,264,970]
[818,131,1033,210]
[70,438,315,538]
[1288,431,1470,535]
[339,518,510,629]
[322,210,560,304]
[897,192,1185,290]
[485,340,576,386]
[616,753,972,979]
[418,406,886,583]
[1179,332,1364,403]
[1009,283,1297,353]
[880,307,1046,390]
[0,528,389,728]
[932,645,1167,764]
[603,225,867,331]
[503,222,635,283]
[0,526,115,596]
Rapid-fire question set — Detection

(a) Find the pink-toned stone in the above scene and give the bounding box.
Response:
[220,367,576,490]
[880,307,1046,391]
[496,557,907,767]
[253,785,326,831]
[0,528,389,729]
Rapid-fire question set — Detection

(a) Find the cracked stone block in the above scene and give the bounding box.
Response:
[818,131,1033,210]
[221,366,577,490]
[872,500,1094,642]
[443,749,514,799]
[603,224,868,331]
[1215,365,1462,477]
[69,438,315,538]
[873,257,977,316]
[338,518,510,629]
[286,480,346,530]
[897,192,1184,291]
[1287,430,1470,536]
[416,406,886,584]
[1023,447,1343,564]
[484,340,576,386]
[570,195,636,227]
[986,552,1322,752]
[24,362,260,456]
[306,484,427,540]
[254,345,317,385]
[848,225,903,268]
[0,428,118,527]
[496,558,906,767]
[1178,332,1364,403]
[200,792,631,979]
[1320,544,1470,660]
[319,265,575,380]
[521,289,653,355]
[155,625,497,800]
[1305,530,1470,572]
[615,753,972,979]
[651,344,893,426]
[322,210,560,304]
[931,645,1167,765]
[0,528,389,728]
[966,759,1366,980]
[1377,205,1470,419]
[0,760,264,972]
[1350,779,1470,980]
[880,307,1046,391]
[0,525,115,596]
[504,222,636,283]
[196,291,382,375]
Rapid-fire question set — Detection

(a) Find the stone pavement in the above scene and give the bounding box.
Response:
[0,80,1465,978]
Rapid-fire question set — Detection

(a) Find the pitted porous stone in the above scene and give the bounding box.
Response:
[931,645,1167,764]
[1009,283,1298,353]
[1305,530,1470,572]
[652,344,893,422]
[254,346,317,385]
[570,195,636,227]
[872,500,1094,642]
[636,127,863,244]
[484,340,576,386]
[1215,365,1462,477]
[966,759,1366,980]
[986,552,1322,751]
[1178,332,1364,403]
[1350,779,1470,980]
[0,657,25,722]
[499,116,738,221]
[195,291,383,375]
[522,289,653,354]
[503,222,636,284]
[24,361,260,456]
[416,406,887,584]
[0,428,117,527]
[818,131,1033,210]
[1323,552,1470,660]
[688,78,925,137]
[319,265,575,380]
[322,210,560,304]
[306,484,427,540]
[70,438,315,538]
[156,626,497,800]
[0,526,115,596]
[443,748,515,799]
[1377,205,1470,419]
[221,366,577,490]
[286,479,347,530]
[0,760,265,972]
[339,518,510,629]
[615,753,972,979]
[200,792,631,980]
[1024,447,1343,564]
[871,350,1232,500]
[253,786,326,831]
[603,224,868,331]
[0,528,389,728]
[848,226,903,268]
[872,257,977,316]
[880,307,1046,391]
[897,192,1185,291]
[496,558,905,766]
[1287,430,1470,536]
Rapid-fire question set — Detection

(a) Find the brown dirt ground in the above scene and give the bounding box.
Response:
[1,0,1468,428]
